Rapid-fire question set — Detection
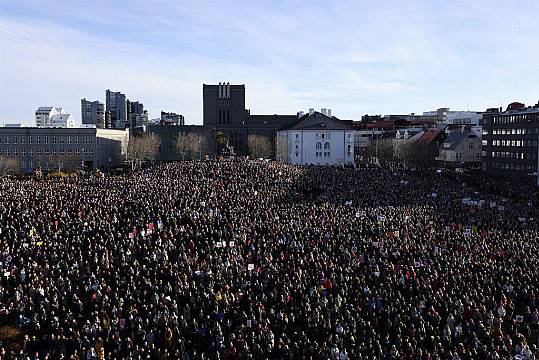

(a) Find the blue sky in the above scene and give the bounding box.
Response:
[0,0,538,125]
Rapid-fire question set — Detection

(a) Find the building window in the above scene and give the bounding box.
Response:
[75,149,80,155]
[29,150,33,156]
[52,136,57,144]
[13,136,17,144]
[36,149,42,157]
[67,149,72,155]
[5,136,9,144]
[59,137,64,144]
[44,136,49,144]
[52,149,57,156]
[21,149,26,157]
[44,149,49,156]
[324,142,330,150]
[60,149,65,156]
[5,149,9,156]
[36,136,41,144]
[316,142,322,150]
[295,151,299,157]
[75,137,80,144]
[67,137,72,144]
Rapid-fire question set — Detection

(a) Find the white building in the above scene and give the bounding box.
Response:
[35,107,75,128]
[422,108,482,125]
[276,112,355,165]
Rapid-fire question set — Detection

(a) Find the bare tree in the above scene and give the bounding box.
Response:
[398,140,437,170]
[365,137,395,169]
[275,133,288,162]
[127,133,161,170]
[176,133,207,160]
[0,156,19,176]
[247,134,272,159]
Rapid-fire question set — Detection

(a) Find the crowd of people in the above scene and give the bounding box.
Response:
[0,160,538,359]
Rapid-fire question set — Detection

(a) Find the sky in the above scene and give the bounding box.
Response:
[0,0,538,126]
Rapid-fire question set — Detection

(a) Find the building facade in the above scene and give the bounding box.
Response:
[106,89,127,129]
[437,129,482,167]
[161,111,185,125]
[202,83,299,155]
[0,127,128,173]
[482,102,539,184]
[127,101,148,128]
[81,99,105,128]
[35,107,75,128]
[144,125,215,161]
[276,112,355,165]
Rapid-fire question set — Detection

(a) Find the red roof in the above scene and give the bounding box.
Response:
[417,129,441,145]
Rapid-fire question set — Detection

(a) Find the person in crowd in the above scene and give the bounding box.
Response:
[0,161,537,359]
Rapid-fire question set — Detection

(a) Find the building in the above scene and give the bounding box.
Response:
[106,90,127,129]
[160,111,185,126]
[422,108,482,125]
[145,125,215,161]
[203,82,247,126]
[202,82,299,155]
[437,128,482,167]
[0,127,128,173]
[35,107,75,128]
[127,101,148,128]
[81,99,105,128]
[276,112,355,165]
[482,101,539,184]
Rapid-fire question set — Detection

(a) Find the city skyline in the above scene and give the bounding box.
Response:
[1,0,538,126]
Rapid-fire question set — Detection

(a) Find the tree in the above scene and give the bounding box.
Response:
[127,133,161,170]
[275,133,288,162]
[247,134,272,159]
[0,156,19,176]
[176,133,207,160]
[397,140,438,170]
[365,137,395,169]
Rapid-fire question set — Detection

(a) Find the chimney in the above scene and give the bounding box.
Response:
[297,111,305,118]
[309,108,314,116]
[321,108,327,116]
[327,109,332,117]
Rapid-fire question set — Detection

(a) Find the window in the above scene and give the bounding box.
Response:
[44,136,49,144]
[21,149,26,157]
[316,142,322,150]
[67,137,72,144]
[67,149,72,155]
[29,150,33,156]
[295,134,299,139]
[75,137,79,144]
[36,149,42,157]
[52,136,56,144]
[13,136,17,144]
[59,136,64,144]
[51,149,57,156]
[75,149,80,155]
[36,136,41,144]
[20,136,25,144]
[295,151,299,157]
[5,149,9,156]
[44,149,49,156]
[60,149,65,156]
[324,142,330,150]
[5,136,9,144]
[13,149,18,156]
[321,133,325,139]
